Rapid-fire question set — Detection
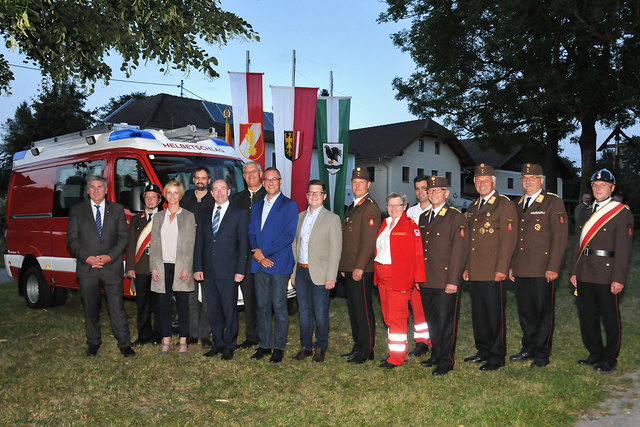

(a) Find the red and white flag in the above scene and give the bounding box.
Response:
[271,85,318,211]
[229,72,265,169]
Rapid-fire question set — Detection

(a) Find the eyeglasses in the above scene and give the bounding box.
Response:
[427,188,445,194]
[386,203,404,208]
[263,177,281,182]
[307,191,325,196]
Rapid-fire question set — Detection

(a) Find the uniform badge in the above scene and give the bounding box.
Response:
[368,216,375,227]
[414,229,421,237]
[484,222,491,228]
[534,224,541,231]
[559,216,565,224]
[630,227,633,236]
[488,196,496,204]
[507,223,513,231]
[460,226,465,237]
[535,194,544,203]
[488,228,494,233]
[486,212,491,217]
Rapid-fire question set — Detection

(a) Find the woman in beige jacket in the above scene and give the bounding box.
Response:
[150,180,196,355]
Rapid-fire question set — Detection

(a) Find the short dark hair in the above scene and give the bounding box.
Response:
[413,174,429,185]
[263,167,281,179]
[307,179,326,192]
[194,166,211,178]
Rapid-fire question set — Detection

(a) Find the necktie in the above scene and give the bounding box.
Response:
[429,210,435,224]
[147,212,153,222]
[95,205,102,236]
[249,191,254,209]
[212,206,221,236]
[523,197,531,212]
[592,204,599,215]
[479,198,486,210]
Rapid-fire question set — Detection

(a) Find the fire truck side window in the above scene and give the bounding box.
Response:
[115,158,149,207]
[52,160,106,217]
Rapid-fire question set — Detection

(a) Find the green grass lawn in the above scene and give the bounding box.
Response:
[1,240,639,425]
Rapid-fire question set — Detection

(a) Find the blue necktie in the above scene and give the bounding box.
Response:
[95,205,102,236]
[212,206,221,236]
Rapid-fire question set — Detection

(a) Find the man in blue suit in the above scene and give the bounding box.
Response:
[248,167,299,363]
[194,179,248,361]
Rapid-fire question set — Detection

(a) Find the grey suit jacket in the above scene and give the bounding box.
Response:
[149,209,196,292]
[292,207,342,286]
[67,200,129,281]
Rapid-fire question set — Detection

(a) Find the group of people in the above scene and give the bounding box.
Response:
[67,161,633,375]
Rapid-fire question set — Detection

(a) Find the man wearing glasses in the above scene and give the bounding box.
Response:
[291,180,342,363]
[509,164,568,368]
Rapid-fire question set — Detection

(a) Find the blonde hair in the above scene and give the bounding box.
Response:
[164,180,185,199]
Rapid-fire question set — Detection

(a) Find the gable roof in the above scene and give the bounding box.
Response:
[349,118,473,165]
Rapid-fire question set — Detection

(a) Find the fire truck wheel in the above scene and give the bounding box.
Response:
[53,288,68,306]
[23,265,54,309]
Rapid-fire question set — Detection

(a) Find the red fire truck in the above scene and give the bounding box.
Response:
[4,124,250,308]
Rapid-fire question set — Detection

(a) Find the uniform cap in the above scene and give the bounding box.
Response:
[521,163,543,175]
[352,167,370,181]
[144,183,163,196]
[427,176,449,189]
[591,168,616,185]
[474,163,495,177]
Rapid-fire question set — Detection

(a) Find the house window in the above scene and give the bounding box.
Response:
[508,177,514,189]
[446,171,452,186]
[366,167,375,182]
[418,139,424,152]
[402,166,410,183]
[431,170,438,177]
[417,168,425,178]
[435,141,440,155]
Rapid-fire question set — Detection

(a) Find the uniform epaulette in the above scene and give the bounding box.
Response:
[499,194,511,201]
[547,192,560,198]
[449,207,461,213]
[366,197,374,203]
[624,205,630,210]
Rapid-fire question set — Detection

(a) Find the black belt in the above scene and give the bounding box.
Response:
[582,248,614,257]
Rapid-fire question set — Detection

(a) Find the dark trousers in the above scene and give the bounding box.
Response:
[239,257,259,343]
[188,281,211,339]
[156,263,190,338]
[420,287,461,369]
[514,276,555,362]
[134,273,160,341]
[254,269,290,350]
[78,274,131,349]
[203,276,239,350]
[576,281,622,365]
[343,271,376,358]
[469,280,507,364]
[295,266,331,351]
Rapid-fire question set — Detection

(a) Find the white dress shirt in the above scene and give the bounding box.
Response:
[161,208,182,263]
[91,200,106,228]
[261,192,281,230]
[212,200,230,224]
[407,203,431,224]
[374,216,399,265]
[298,206,322,264]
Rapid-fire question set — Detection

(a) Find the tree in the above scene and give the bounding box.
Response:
[0,1,258,94]
[97,92,147,122]
[380,0,640,194]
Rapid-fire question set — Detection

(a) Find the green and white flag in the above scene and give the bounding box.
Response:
[315,96,351,219]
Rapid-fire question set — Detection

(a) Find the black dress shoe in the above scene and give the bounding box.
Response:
[408,342,430,357]
[420,357,436,367]
[464,355,484,363]
[577,358,601,366]
[292,348,313,361]
[186,336,198,345]
[269,349,284,363]
[347,353,374,364]
[203,347,224,357]
[131,338,151,347]
[221,348,235,361]
[151,335,162,346]
[86,345,100,357]
[509,351,533,361]
[594,362,616,372]
[120,346,136,358]
[433,365,452,376]
[341,350,356,359]
[530,359,550,368]
[238,339,259,349]
[479,361,504,371]
[201,337,213,348]
[379,360,398,369]
[251,347,272,360]
[312,349,325,363]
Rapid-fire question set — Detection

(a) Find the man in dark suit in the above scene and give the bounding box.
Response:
[125,183,163,346]
[230,161,266,349]
[247,167,299,363]
[194,179,248,361]
[67,175,135,358]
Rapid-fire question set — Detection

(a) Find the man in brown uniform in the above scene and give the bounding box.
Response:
[418,176,469,376]
[570,168,634,372]
[508,164,568,368]
[339,167,382,364]
[463,164,517,371]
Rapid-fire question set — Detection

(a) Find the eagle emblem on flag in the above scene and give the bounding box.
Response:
[323,143,343,175]
[284,130,303,161]
[239,123,264,161]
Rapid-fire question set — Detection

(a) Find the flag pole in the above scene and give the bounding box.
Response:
[330,70,333,97]
[246,50,250,73]
[292,49,296,86]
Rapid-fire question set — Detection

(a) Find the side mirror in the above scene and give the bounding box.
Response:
[130,186,144,212]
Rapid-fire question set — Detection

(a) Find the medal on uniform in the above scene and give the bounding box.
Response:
[479,227,485,234]
[488,228,494,233]
[534,224,541,231]
[485,222,490,228]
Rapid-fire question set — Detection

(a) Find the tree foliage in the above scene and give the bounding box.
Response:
[0,0,258,94]
[380,0,640,193]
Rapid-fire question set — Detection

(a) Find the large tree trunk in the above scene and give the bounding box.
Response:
[544,129,559,194]
[578,111,597,196]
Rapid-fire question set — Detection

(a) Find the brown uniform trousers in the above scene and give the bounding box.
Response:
[465,192,517,364]
[418,205,469,370]
[511,192,568,363]
[571,202,634,366]
[339,195,381,359]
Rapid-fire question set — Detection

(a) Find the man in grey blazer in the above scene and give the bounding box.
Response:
[67,175,134,358]
[291,180,342,362]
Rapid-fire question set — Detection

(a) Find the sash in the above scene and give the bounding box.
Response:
[134,219,153,264]
[577,201,625,262]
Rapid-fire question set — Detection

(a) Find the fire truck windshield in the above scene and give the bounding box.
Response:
[148,154,246,195]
